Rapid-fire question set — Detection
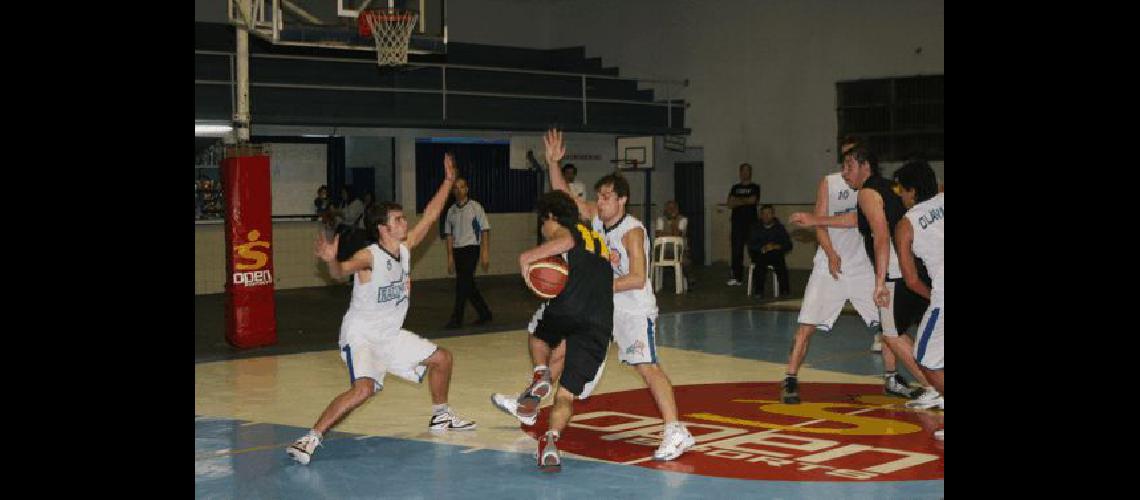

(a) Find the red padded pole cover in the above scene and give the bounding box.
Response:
[222,153,277,349]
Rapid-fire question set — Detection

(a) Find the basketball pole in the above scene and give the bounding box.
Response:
[233,0,252,144]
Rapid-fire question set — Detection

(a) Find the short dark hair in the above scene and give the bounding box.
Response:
[594,173,630,199]
[844,145,880,177]
[363,201,402,238]
[562,163,577,173]
[892,160,939,204]
[536,190,580,229]
[760,204,774,211]
[739,163,752,172]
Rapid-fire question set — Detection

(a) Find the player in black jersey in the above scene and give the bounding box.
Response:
[492,189,614,472]
[790,145,937,403]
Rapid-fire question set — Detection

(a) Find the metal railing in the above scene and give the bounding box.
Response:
[195,49,689,129]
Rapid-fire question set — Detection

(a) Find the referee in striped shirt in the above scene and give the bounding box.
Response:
[444,178,493,329]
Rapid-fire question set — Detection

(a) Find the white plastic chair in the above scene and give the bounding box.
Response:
[746,261,779,297]
[651,236,686,294]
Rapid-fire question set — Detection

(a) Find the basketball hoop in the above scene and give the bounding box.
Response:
[358,8,419,67]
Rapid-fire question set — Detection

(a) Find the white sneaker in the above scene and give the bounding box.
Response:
[870,334,883,352]
[429,410,477,431]
[726,279,743,286]
[905,387,943,410]
[491,393,537,426]
[286,432,322,465]
[537,432,562,472]
[934,429,944,440]
[653,424,696,461]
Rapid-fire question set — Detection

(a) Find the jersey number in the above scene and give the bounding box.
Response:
[838,190,850,200]
[575,224,610,258]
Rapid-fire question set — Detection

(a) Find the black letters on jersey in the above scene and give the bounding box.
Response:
[544,223,614,322]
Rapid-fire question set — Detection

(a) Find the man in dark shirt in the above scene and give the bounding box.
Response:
[747,205,793,298]
[726,163,760,286]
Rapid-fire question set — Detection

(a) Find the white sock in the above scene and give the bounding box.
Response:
[534,365,548,374]
[546,430,560,441]
[308,429,322,440]
[432,403,449,415]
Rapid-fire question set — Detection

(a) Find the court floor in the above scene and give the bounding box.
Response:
[195,307,944,498]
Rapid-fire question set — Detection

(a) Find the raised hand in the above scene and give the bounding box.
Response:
[543,128,565,168]
[443,152,458,182]
[314,230,339,263]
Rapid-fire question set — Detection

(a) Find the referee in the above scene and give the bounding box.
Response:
[444,178,493,328]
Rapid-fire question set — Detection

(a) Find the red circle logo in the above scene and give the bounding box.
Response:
[523,382,943,482]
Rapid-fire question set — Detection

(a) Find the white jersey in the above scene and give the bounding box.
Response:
[904,193,944,305]
[593,214,658,317]
[340,243,412,341]
[814,173,872,271]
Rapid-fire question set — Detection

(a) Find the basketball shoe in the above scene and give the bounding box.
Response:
[286,431,322,465]
[653,423,696,461]
[537,431,561,472]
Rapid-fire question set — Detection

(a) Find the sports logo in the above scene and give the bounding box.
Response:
[524,382,943,482]
[232,229,273,287]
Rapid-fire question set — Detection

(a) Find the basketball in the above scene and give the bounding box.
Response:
[526,256,569,299]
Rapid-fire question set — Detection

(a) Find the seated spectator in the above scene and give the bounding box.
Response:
[654,200,693,288]
[748,204,792,298]
[313,185,331,216]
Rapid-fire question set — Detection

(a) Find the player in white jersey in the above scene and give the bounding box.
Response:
[893,160,944,433]
[287,153,475,465]
[790,144,935,405]
[779,140,890,403]
[491,129,695,462]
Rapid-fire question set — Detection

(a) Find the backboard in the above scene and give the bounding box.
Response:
[228,0,447,55]
[616,136,654,170]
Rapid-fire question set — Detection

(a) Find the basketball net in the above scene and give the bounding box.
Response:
[362,9,419,66]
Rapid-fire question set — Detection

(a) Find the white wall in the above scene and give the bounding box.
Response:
[269,143,327,215]
[540,0,944,262]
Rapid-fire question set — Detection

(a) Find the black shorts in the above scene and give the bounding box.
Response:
[532,311,612,398]
[882,279,930,337]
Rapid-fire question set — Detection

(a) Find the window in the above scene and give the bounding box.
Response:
[837,75,944,162]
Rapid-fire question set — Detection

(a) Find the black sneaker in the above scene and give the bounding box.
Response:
[473,314,493,326]
[885,373,924,399]
[781,376,801,404]
[443,319,462,330]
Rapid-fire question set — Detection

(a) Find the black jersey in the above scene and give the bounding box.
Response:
[858,175,930,284]
[544,222,614,321]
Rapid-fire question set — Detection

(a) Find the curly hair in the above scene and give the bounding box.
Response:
[535,190,580,228]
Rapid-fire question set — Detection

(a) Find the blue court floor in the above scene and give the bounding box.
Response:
[195,308,944,499]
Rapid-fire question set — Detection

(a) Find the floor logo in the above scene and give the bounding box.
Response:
[524,382,943,482]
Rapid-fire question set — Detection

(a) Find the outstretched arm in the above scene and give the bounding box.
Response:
[789,211,857,228]
[895,218,931,300]
[315,231,373,281]
[407,153,458,249]
[544,129,597,220]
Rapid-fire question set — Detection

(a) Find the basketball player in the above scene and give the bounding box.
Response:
[492,129,695,463]
[893,160,944,437]
[780,138,913,404]
[513,189,615,471]
[789,144,938,406]
[287,153,475,465]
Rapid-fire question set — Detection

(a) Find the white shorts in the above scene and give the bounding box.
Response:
[339,319,438,392]
[613,309,658,365]
[797,262,879,331]
[913,304,943,370]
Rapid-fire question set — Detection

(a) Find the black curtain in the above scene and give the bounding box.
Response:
[327,137,346,201]
[415,142,539,213]
[674,161,705,265]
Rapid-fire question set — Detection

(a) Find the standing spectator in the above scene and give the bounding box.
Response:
[747,205,793,298]
[443,177,493,329]
[357,191,376,229]
[726,163,760,285]
[654,200,692,287]
[340,187,366,233]
[563,163,587,200]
